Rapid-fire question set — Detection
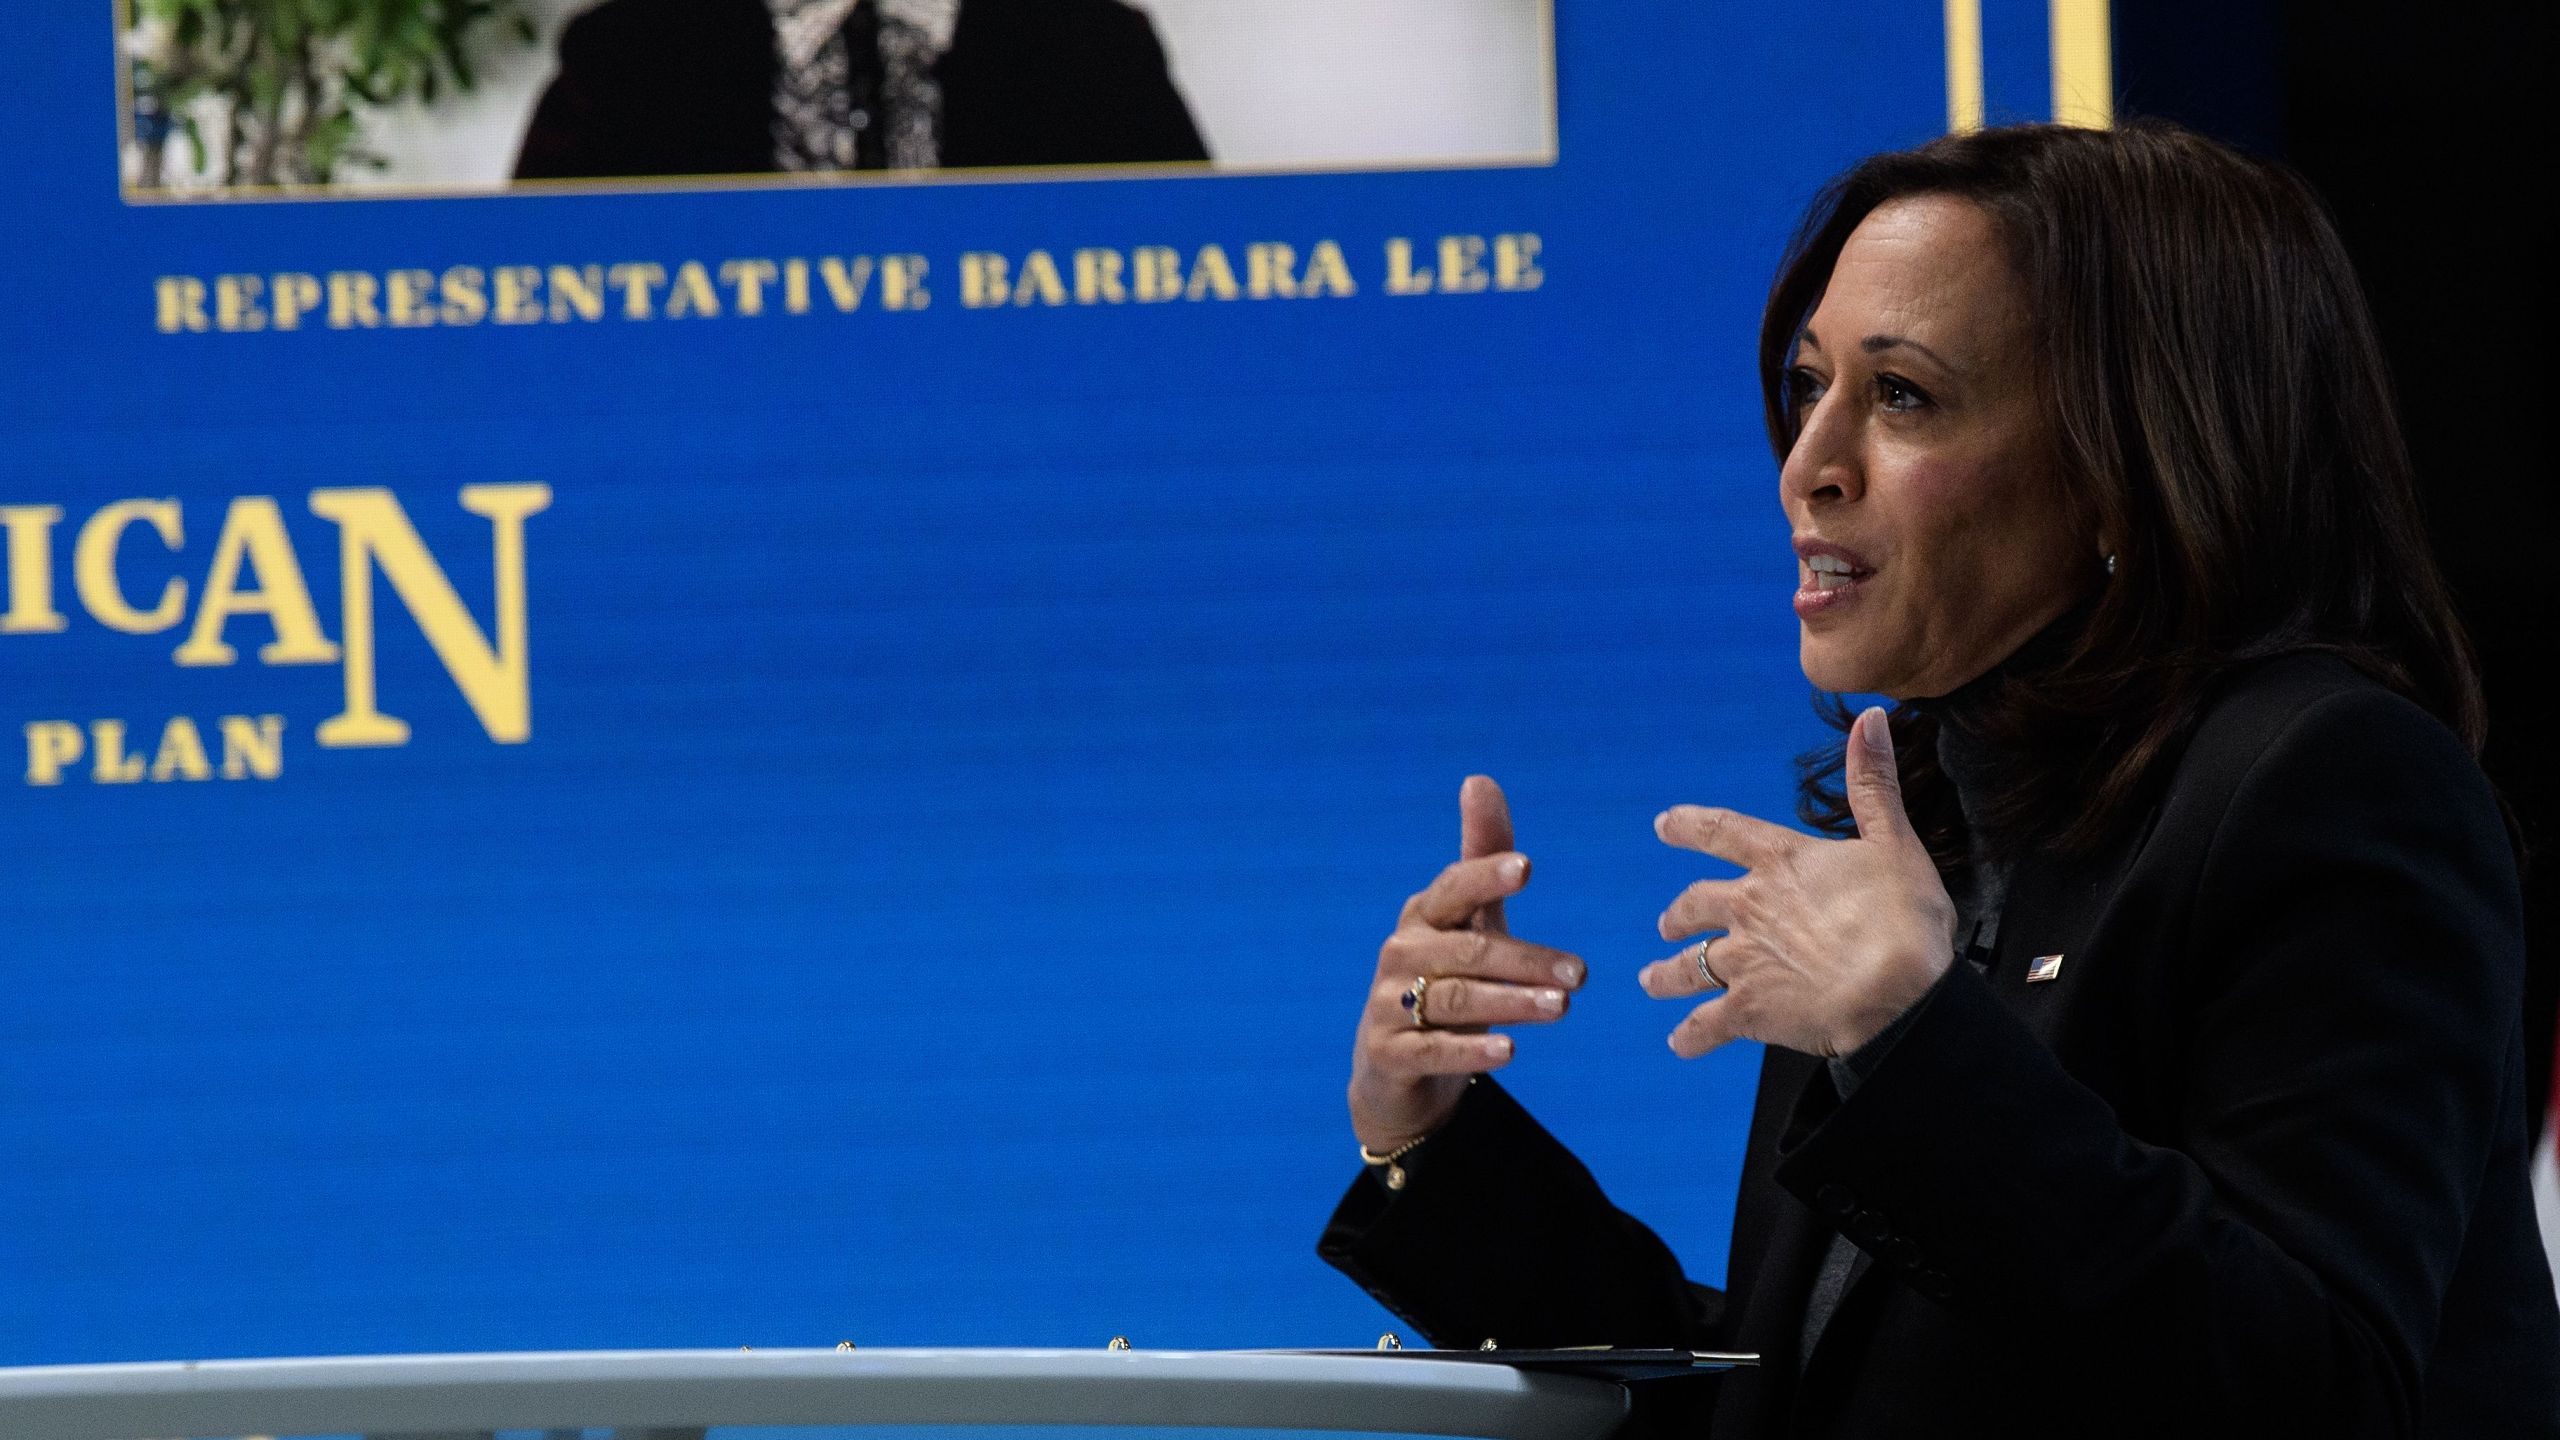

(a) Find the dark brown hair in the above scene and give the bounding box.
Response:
[1765,120,2485,865]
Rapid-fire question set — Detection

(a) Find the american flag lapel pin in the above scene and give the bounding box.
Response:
[2026,953,2066,984]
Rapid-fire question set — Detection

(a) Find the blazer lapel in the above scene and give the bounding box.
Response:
[1986,805,2160,1047]
[1985,846,2081,1048]
[1789,823,2154,1395]
[1742,813,2168,1423]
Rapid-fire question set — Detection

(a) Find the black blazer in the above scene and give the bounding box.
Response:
[514,0,1208,181]
[1321,654,2560,1437]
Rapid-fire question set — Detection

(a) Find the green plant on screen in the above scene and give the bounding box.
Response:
[123,0,537,188]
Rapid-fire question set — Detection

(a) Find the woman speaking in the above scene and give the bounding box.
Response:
[1319,122,2560,1437]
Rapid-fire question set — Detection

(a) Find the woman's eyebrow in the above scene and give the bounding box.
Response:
[1794,328,1966,377]
[1861,333,1965,374]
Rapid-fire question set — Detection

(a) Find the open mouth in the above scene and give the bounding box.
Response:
[1803,553,1872,591]
[1792,542,1876,617]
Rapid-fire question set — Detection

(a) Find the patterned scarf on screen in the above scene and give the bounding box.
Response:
[768,0,961,172]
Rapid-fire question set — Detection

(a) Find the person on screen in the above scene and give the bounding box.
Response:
[1319,121,2560,1436]
[513,0,1208,181]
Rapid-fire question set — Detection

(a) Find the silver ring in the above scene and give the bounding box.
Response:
[1694,941,1724,991]
[1402,974,1437,1028]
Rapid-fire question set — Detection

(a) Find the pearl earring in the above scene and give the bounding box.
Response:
[2104,553,2118,577]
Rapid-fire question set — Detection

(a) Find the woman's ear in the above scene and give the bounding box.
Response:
[2091,525,2120,578]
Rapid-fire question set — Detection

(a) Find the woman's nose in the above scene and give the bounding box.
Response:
[1781,401,1861,507]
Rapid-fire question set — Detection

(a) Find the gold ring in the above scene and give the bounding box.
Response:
[1402,974,1437,1028]
[1694,940,1724,990]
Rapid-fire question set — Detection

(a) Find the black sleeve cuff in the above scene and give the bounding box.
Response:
[1829,964,1950,1097]
[1318,1078,1723,1349]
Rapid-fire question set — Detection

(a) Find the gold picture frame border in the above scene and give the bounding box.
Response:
[1945,0,2115,134]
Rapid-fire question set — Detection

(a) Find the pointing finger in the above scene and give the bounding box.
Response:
[1460,774,1516,860]
[1459,775,1516,931]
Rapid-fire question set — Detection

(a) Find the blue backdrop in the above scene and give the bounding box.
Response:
[0,0,2073,1365]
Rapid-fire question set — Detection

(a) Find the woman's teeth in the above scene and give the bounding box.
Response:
[1806,555,1863,591]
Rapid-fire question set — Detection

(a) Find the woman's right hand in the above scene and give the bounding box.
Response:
[1348,775,1588,1154]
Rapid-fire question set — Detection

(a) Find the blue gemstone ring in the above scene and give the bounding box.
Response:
[1401,974,1436,1028]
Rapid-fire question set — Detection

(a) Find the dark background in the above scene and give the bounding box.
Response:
[2119,1,2556,1126]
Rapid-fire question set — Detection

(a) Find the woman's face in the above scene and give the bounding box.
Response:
[1782,194,2095,699]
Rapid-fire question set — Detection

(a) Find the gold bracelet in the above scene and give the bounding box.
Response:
[1359,1079,1476,1191]
[1359,1134,1430,1192]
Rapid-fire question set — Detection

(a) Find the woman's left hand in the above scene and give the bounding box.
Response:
[1639,706,1958,1059]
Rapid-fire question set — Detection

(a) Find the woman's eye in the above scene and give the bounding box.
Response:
[1877,374,1931,412]
[1786,366,1828,407]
